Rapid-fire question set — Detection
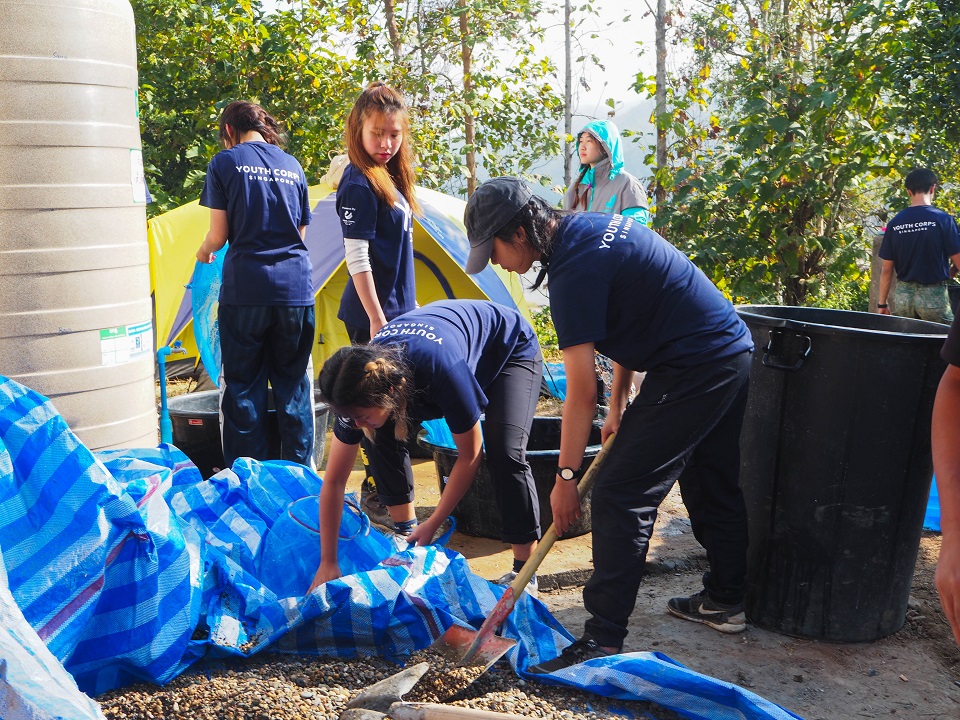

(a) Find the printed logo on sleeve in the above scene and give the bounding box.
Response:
[341,206,356,227]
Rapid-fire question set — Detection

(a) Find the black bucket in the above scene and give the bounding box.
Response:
[736,305,948,642]
[167,389,330,478]
[418,416,602,539]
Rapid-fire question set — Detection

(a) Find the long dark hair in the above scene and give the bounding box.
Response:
[495,195,564,290]
[344,82,421,215]
[318,344,414,440]
[218,101,284,147]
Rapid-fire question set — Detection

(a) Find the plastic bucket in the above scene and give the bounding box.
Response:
[167,389,330,477]
[259,495,375,597]
[736,305,947,642]
[418,416,602,539]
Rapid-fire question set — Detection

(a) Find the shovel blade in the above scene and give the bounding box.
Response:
[429,624,517,673]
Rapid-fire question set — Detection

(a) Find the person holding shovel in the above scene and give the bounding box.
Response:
[308,299,543,595]
[463,177,754,672]
[933,311,960,645]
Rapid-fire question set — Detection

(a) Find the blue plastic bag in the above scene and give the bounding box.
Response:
[191,244,227,386]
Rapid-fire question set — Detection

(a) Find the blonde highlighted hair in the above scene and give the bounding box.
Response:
[344,82,421,216]
[318,344,414,441]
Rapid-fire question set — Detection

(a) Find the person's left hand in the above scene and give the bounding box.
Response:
[405,517,441,547]
[196,247,216,264]
[936,534,960,644]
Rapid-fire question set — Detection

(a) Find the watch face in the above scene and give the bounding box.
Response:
[559,467,576,480]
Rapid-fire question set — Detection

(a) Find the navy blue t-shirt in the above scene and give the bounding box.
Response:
[199,142,313,306]
[333,300,539,445]
[880,205,960,284]
[547,213,752,371]
[336,164,416,328]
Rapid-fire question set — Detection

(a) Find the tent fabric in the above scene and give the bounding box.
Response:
[0,375,803,720]
[148,184,530,374]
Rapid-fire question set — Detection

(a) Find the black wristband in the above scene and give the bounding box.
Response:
[877,303,888,309]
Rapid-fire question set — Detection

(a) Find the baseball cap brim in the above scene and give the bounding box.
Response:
[465,236,494,274]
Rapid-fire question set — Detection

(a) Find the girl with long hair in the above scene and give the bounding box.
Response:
[308,300,543,597]
[195,101,315,469]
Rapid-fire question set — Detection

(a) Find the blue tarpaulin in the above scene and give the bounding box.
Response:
[0,375,801,720]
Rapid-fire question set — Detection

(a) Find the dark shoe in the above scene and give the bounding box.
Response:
[361,490,393,529]
[528,636,615,675]
[667,589,747,633]
[494,570,539,599]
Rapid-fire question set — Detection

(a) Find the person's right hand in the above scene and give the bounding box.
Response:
[878,306,891,315]
[308,562,342,594]
[936,535,960,644]
[550,477,582,537]
[369,317,386,338]
[196,247,216,264]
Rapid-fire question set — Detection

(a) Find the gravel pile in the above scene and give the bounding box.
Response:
[97,652,684,719]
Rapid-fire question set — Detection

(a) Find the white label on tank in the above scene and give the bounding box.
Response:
[131,149,147,204]
[100,321,153,366]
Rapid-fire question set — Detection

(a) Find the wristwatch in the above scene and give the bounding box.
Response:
[557,466,582,481]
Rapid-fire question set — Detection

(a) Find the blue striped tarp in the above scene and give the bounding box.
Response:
[0,375,801,720]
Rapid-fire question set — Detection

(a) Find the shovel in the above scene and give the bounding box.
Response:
[340,662,530,719]
[430,433,616,672]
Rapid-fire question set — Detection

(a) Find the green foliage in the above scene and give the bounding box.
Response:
[530,306,561,362]
[638,0,914,306]
[132,0,564,214]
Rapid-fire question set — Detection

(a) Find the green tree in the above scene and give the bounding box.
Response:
[637,0,912,307]
[334,0,564,195]
[134,0,353,214]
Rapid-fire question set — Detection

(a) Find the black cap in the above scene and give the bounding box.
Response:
[463,177,534,274]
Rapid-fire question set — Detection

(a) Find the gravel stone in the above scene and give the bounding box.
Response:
[97,653,685,719]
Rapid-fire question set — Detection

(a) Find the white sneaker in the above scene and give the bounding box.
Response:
[495,570,538,599]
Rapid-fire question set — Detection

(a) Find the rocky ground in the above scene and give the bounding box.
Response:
[96,528,960,720]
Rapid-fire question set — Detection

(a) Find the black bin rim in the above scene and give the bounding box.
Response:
[416,436,603,459]
[736,304,949,342]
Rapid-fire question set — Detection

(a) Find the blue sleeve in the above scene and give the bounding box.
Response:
[434,361,486,434]
[337,179,379,240]
[550,271,610,350]
[332,415,363,445]
[299,172,312,227]
[944,216,960,255]
[621,207,651,227]
[199,157,227,210]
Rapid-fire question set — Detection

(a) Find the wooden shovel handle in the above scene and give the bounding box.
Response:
[389,701,530,719]
[508,432,615,596]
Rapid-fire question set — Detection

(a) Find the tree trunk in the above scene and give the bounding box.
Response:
[384,0,402,63]
[654,0,667,215]
[459,0,476,195]
[564,0,573,187]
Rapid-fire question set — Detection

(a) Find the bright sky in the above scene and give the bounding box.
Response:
[540,0,658,122]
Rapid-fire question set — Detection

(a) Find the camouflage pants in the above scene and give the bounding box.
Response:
[893,281,954,324]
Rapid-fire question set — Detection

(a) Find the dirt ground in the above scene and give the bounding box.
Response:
[539,491,960,720]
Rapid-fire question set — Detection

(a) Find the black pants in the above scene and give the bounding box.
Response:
[218,304,315,468]
[363,351,544,543]
[583,350,751,648]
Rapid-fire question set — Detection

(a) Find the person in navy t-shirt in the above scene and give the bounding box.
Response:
[337,82,420,343]
[196,101,315,469]
[879,167,960,323]
[934,313,960,644]
[464,177,755,672]
[308,300,543,595]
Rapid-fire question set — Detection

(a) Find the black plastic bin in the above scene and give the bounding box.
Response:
[736,305,948,642]
[167,389,330,478]
[418,416,602,539]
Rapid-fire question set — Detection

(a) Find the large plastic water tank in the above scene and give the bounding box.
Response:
[0,0,156,449]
